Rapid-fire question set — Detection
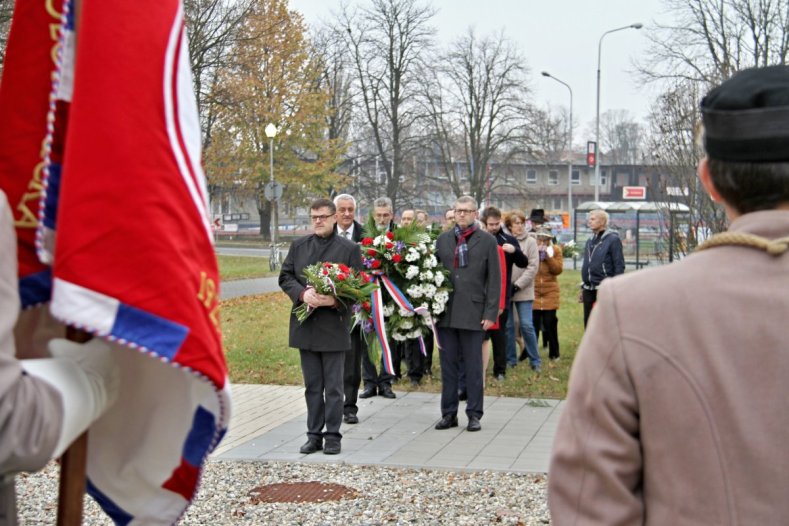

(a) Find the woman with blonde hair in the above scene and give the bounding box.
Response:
[504,210,540,372]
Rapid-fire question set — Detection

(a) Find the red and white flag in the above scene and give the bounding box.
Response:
[0,0,66,308]
[1,0,232,522]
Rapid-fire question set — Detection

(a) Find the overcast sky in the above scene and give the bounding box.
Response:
[289,0,672,143]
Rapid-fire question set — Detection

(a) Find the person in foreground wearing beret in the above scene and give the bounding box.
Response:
[549,65,789,524]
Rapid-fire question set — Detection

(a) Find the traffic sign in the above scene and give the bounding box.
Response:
[264,181,284,201]
[623,186,646,200]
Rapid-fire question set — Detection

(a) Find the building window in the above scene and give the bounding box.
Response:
[553,197,562,209]
[600,170,608,186]
[572,170,581,185]
[526,170,537,184]
[548,170,559,185]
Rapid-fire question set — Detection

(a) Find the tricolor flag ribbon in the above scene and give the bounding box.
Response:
[369,274,437,374]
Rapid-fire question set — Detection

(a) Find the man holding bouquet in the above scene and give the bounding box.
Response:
[279,198,363,455]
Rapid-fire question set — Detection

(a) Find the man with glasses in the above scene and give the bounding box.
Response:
[480,206,530,380]
[359,197,398,399]
[434,196,500,432]
[333,194,365,424]
[279,198,362,455]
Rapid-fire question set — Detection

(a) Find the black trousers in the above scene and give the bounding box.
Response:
[533,309,559,359]
[423,328,435,374]
[299,349,345,441]
[437,328,485,420]
[582,289,598,328]
[343,329,364,417]
[487,308,509,377]
[361,339,396,387]
[401,338,425,382]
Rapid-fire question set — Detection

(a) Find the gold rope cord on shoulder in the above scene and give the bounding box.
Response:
[696,232,789,256]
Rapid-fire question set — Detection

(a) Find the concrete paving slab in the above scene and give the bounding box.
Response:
[216,383,561,474]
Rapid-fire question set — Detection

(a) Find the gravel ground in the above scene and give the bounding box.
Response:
[15,460,551,525]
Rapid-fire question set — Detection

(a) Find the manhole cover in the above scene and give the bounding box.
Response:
[249,481,360,503]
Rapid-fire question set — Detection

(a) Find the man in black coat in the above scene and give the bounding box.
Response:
[434,195,501,433]
[480,206,529,380]
[279,198,363,455]
[334,193,365,424]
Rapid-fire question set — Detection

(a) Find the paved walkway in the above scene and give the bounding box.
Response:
[214,384,563,474]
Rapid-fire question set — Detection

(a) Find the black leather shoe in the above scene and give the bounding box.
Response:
[467,416,481,432]
[323,439,341,455]
[434,414,458,430]
[458,390,468,401]
[343,413,359,424]
[359,385,377,398]
[299,438,322,454]
[379,385,396,399]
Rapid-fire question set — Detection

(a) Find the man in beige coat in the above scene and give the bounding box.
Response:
[549,65,789,524]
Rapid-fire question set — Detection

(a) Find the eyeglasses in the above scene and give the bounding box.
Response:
[454,209,476,215]
[310,214,333,222]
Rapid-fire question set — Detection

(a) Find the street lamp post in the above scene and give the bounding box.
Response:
[541,71,573,231]
[594,23,643,202]
[264,122,278,245]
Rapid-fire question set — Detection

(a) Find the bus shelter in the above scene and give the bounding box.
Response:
[573,201,692,268]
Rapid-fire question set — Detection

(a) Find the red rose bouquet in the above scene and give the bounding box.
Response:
[294,262,379,322]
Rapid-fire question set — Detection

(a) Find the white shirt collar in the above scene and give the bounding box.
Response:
[337,223,354,237]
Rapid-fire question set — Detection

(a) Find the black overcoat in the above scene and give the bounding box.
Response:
[279,232,363,351]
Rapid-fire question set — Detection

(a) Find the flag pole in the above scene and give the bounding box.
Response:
[56,326,91,526]
[56,1,87,522]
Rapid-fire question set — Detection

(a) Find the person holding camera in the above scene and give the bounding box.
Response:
[532,225,563,361]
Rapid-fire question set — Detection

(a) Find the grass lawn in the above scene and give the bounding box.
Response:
[221,269,586,400]
[218,255,278,281]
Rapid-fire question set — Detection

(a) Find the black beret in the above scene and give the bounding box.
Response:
[701,65,789,162]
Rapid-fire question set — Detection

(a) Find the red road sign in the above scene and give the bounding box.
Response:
[623,186,646,199]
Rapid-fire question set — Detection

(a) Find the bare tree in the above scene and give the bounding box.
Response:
[414,61,466,197]
[647,80,727,247]
[640,0,789,84]
[337,0,437,210]
[312,27,354,146]
[183,0,253,149]
[599,110,644,165]
[639,0,788,246]
[420,28,532,204]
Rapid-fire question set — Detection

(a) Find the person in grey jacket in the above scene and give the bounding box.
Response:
[433,196,501,433]
[279,198,362,456]
[580,209,624,326]
[0,190,118,525]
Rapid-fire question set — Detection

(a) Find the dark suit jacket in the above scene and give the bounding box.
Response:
[279,232,362,351]
[336,220,364,243]
[435,226,501,331]
[493,230,529,304]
